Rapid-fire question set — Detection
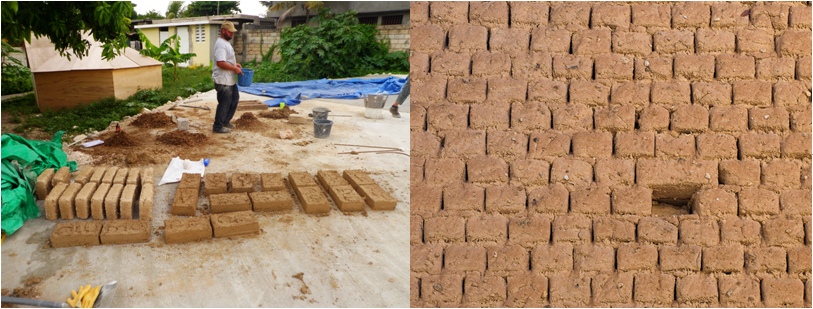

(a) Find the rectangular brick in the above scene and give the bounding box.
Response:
[703,244,744,272]
[696,28,735,53]
[711,2,750,28]
[528,131,570,158]
[486,130,527,159]
[612,31,652,56]
[721,217,761,245]
[789,246,812,274]
[552,105,593,131]
[611,186,652,215]
[674,54,715,81]
[139,184,153,220]
[112,167,128,185]
[509,159,549,187]
[592,273,633,305]
[549,274,591,307]
[487,245,529,274]
[652,81,691,107]
[532,243,573,273]
[592,4,631,30]
[671,104,709,132]
[676,274,718,304]
[717,54,755,80]
[204,173,228,195]
[74,182,97,220]
[710,105,748,132]
[258,173,285,192]
[763,159,801,190]
[739,187,780,216]
[593,217,635,243]
[672,2,710,28]
[656,133,695,158]
[141,167,154,185]
[638,217,678,244]
[424,216,465,243]
[447,78,486,104]
[781,189,813,216]
[248,191,292,212]
[90,183,110,220]
[100,220,150,245]
[511,103,550,132]
[549,3,590,31]
[552,55,593,80]
[550,158,593,190]
[508,216,550,248]
[783,132,813,159]
[230,173,255,193]
[52,166,70,186]
[295,186,330,214]
[552,215,592,243]
[485,185,525,214]
[692,188,737,216]
[661,245,702,271]
[88,166,106,184]
[505,274,548,307]
[749,106,790,132]
[636,159,717,201]
[746,247,787,273]
[469,104,508,130]
[50,221,102,248]
[119,184,137,220]
[696,133,738,159]
[614,132,655,158]
[719,159,761,186]
[751,3,790,30]
[757,57,796,80]
[125,168,140,185]
[778,30,812,57]
[440,130,484,159]
[472,51,511,78]
[737,28,775,58]
[570,80,611,107]
[570,186,611,215]
[510,2,549,29]
[654,30,694,54]
[467,215,508,243]
[412,244,443,275]
[164,216,212,244]
[594,105,635,132]
[73,167,94,185]
[693,82,732,106]
[58,182,82,220]
[733,80,772,106]
[719,275,760,306]
[211,211,259,238]
[421,274,463,305]
[775,80,810,107]
[740,132,781,158]
[442,183,483,212]
[410,24,444,54]
[356,184,397,210]
[36,168,55,200]
[634,273,674,305]
[635,55,673,80]
[572,29,612,55]
[763,217,805,246]
[448,24,487,54]
[430,51,470,77]
[424,158,465,186]
[572,131,612,158]
[487,77,526,103]
[511,52,552,80]
[617,243,658,271]
[763,278,805,307]
[595,159,635,188]
[104,183,123,219]
[489,28,529,56]
[327,185,365,212]
[101,167,118,184]
[443,244,485,273]
[411,76,447,108]
[632,3,671,28]
[528,184,569,214]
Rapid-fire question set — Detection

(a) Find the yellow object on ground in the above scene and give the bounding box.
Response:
[66,285,100,308]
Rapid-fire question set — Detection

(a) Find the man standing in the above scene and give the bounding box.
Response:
[212,21,242,133]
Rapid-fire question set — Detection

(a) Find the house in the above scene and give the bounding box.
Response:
[265,2,410,28]
[132,14,275,67]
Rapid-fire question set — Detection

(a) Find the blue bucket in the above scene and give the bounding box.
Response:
[237,68,254,87]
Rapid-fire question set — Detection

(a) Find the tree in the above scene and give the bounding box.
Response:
[165,1,185,19]
[136,30,195,81]
[184,1,240,17]
[136,10,164,20]
[265,1,324,26]
[1,1,133,60]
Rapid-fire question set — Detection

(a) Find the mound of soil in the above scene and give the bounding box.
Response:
[157,130,207,146]
[103,131,138,147]
[233,112,266,131]
[259,106,298,119]
[131,112,173,128]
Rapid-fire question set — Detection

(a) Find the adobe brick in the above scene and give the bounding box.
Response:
[412,131,440,158]
[469,1,508,28]
[427,104,468,132]
[572,131,612,158]
[463,275,506,306]
[421,274,463,304]
[487,245,529,274]
[508,215,550,248]
[424,216,465,243]
[710,105,748,132]
[695,28,736,53]
[774,81,811,107]
[692,188,737,216]
[429,2,468,28]
[763,278,805,307]
[509,159,550,187]
[653,30,694,54]
[693,82,732,106]
[752,3,790,30]
[696,133,738,159]
[781,189,812,216]
[552,215,592,243]
[411,107,426,132]
[527,79,567,104]
[511,103,550,132]
[410,52,429,78]
[739,132,781,159]
[549,2,590,31]
[505,274,548,307]
[763,159,801,190]
[570,186,611,215]
[467,155,509,184]
[74,167,94,185]
[739,187,780,216]
[783,132,813,159]
[660,245,702,271]
[430,51,470,77]
[721,217,762,245]
[716,54,755,80]
[572,29,612,55]
[424,158,465,186]
[763,217,805,246]
[617,243,658,271]
[593,217,635,243]
[614,132,655,158]
[718,275,761,306]
[790,5,812,28]
[444,244,487,273]
[656,133,695,158]
[532,243,574,272]
[757,57,796,80]
[552,105,593,131]
[591,4,629,30]
[58,182,81,220]
[443,183,484,212]
[788,246,812,274]
[710,2,750,28]
[634,54,672,80]
[573,244,614,272]
[552,55,593,80]
[488,77,527,104]
[680,219,720,246]
[411,244,444,275]
[528,131,570,158]
[411,76,446,108]
[594,54,634,80]
[651,82,692,108]
[798,56,812,81]
[736,28,776,58]
[440,130,485,159]
[509,2,549,29]
[674,54,715,81]
[471,52,511,78]
[488,28,531,56]
[549,274,591,307]
[412,185,441,215]
[631,4,671,28]
[511,52,552,80]
[676,274,718,304]
[411,216,422,245]
[778,29,813,57]
[746,247,787,273]
[593,273,634,305]
[410,1,427,23]
[528,184,569,214]
[636,159,718,200]
[803,164,812,191]
[35,168,54,200]
[485,185,525,214]
[671,104,709,132]
[486,130,527,160]
[638,217,678,244]
[411,24,445,54]
[52,166,70,186]
[411,158,424,184]
[550,158,593,190]
[467,215,508,243]
[447,78,486,104]
[633,273,675,305]
[672,2,711,28]
[469,104,509,130]
[612,186,652,215]
[529,29,571,54]
[612,31,652,56]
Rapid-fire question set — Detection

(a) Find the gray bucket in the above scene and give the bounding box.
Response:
[363,94,388,109]
[314,119,333,138]
[312,107,330,120]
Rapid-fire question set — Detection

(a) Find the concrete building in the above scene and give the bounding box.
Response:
[265,2,410,28]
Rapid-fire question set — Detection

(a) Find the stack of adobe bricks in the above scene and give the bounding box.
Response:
[38,166,154,247]
[409,2,811,307]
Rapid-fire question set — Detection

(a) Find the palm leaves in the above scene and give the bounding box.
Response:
[166,1,185,19]
[266,1,324,26]
[137,30,196,81]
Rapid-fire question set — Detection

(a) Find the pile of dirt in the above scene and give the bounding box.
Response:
[131,112,174,128]
[259,106,298,119]
[103,131,138,147]
[157,130,207,146]
[233,112,266,131]
[5,277,42,299]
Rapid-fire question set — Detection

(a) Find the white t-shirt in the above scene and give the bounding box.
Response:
[212,37,237,85]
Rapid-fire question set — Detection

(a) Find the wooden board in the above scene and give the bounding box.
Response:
[236,100,269,111]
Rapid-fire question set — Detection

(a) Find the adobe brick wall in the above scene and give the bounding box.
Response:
[409,1,812,307]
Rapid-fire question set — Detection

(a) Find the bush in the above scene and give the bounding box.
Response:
[1,64,33,95]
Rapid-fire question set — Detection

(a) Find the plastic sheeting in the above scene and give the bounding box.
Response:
[238,76,407,107]
[1,132,76,235]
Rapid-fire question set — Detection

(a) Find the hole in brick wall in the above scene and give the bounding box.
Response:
[650,185,699,216]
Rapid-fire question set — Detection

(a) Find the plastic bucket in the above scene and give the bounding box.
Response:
[312,107,330,120]
[363,94,387,109]
[237,68,254,87]
[314,119,333,138]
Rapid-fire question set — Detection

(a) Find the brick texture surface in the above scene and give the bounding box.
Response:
[410,2,812,307]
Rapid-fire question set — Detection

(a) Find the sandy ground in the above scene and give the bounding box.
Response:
[1,83,411,307]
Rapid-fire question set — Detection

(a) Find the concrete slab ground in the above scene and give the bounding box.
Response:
[1,81,410,307]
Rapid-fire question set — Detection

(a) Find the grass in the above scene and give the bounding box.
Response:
[2,66,214,135]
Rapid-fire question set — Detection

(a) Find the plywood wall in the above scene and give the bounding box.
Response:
[33,70,115,111]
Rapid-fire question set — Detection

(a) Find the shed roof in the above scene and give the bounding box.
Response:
[25,33,162,73]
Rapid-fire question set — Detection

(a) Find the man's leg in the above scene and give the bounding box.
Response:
[390,77,409,118]
[225,84,240,126]
[213,84,232,132]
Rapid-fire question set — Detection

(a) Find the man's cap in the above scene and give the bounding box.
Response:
[221,21,238,32]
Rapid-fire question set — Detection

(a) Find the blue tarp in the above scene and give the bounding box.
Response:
[238,76,407,107]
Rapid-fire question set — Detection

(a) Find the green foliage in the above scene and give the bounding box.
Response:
[1,42,33,95]
[165,1,185,19]
[136,9,164,20]
[1,1,133,61]
[137,31,196,81]
[184,1,240,17]
[3,66,214,135]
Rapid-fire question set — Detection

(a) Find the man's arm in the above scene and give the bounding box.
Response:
[217,60,243,75]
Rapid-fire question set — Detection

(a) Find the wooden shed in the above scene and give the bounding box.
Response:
[24,34,163,111]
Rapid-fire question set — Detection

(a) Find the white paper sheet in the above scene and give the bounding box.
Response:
[158,156,206,186]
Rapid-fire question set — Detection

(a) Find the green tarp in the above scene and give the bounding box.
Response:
[1,132,76,235]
